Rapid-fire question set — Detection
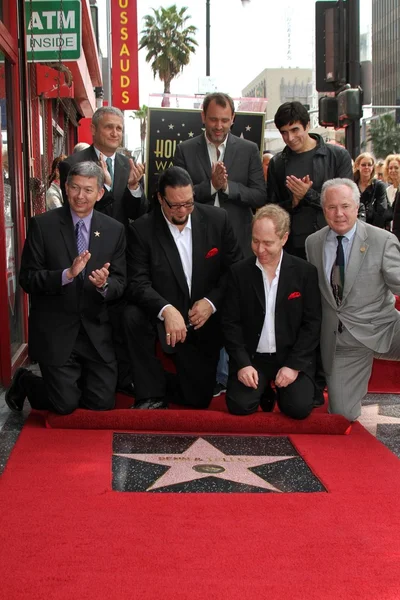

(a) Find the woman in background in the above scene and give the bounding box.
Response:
[353,152,387,228]
[384,154,400,206]
[46,155,66,210]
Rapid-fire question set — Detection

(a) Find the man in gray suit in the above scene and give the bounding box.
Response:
[173,92,266,258]
[306,178,400,421]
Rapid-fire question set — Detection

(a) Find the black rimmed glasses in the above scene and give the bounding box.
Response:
[162,196,195,211]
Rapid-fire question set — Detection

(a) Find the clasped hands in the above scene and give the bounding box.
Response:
[162,299,213,347]
[98,154,145,191]
[211,161,228,192]
[285,174,313,207]
[237,365,299,389]
[66,252,110,289]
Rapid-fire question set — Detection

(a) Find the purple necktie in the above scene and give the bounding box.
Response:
[75,219,86,278]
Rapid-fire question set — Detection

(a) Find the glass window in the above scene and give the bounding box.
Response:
[0,52,24,356]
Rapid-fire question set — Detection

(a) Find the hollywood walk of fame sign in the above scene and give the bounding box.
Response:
[112,434,326,494]
[145,108,265,200]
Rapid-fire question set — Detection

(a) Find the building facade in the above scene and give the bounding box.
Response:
[372,0,400,111]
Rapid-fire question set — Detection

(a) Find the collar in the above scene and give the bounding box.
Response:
[93,147,116,161]
[70,208,93,229]
[204,132,229,152]
[327,222,357,242]
[255,250,283,277]
[161,207,192,235]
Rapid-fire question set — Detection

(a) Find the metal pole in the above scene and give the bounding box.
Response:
[345,0,361,159]
[206,0,210,76]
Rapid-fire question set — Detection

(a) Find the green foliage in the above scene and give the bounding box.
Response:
[368,114,400,158]
[139,5,198,95]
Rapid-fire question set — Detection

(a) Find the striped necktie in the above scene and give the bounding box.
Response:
[75,219,86,278]
[106,157,114,190]
[331,235,345,305]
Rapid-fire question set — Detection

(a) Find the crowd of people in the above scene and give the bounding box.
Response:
[5,96,400,423]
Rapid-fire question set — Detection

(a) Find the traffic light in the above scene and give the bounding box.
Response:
[315,1,346,92]
[318,96,338,127]
[337,88,362,127]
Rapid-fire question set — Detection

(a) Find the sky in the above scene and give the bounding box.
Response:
[97,0,372,150]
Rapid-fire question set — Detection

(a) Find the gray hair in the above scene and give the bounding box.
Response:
[72,142,90,154]
[66,161,104,189]
[92,106,124,128]
[253,204,290,238]
[321,178,360,207]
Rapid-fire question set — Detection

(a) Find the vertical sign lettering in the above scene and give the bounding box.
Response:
[111,0,139,110]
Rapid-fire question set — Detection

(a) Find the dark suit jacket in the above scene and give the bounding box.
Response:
[126,203,243,346]
[173,133,266,256]
[221,252,321,375]
[59,145,148,226]
[19,205,126,366]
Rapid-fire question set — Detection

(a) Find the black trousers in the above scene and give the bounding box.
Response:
[124,305,220,408]
[25,326,117,414]
[226,353,314,420]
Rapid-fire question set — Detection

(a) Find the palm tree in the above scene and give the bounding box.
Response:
[131,105,148,163]
[139,5,198,105]
[368,114,400,158]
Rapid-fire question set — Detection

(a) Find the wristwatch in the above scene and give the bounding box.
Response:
[100,281,109,292]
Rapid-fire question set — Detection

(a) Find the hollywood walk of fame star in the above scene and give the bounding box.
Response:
[94,231,100,237]
[359,404,400,436]
[115,437,295,492]
[246,125,251,131]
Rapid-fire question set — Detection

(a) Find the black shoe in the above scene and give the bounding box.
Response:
[5,367,29,412]
[260,385,277,412]
[213,382,227,397]
[116,382,135,397]
[132,398,168,409]
[313,388,325,407]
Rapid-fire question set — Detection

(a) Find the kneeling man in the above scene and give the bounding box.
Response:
[124,166,242,409]
[222,205,321,418]
[6,162,126,414]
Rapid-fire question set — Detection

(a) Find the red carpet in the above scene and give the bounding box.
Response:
[368,295,400,393]
[1,415,399,599]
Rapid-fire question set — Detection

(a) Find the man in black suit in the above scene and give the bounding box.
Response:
[59,106,147,394]
[173,92,266,257]
[124,166,242,409]
[5,162,126,415]
[59,106,148,227]
[222,204,321,418]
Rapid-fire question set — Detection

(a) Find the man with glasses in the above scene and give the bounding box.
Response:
[5,162,126,415]
[123,166,242,409]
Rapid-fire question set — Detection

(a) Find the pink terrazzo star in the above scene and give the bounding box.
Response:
[115,437,296,492]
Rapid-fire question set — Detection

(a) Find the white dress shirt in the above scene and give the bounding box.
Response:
[324,223,357,285]
[256,252,283,353]
[205,133,229,207]
[158,210,216,320]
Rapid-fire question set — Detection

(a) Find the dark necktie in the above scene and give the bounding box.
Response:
[331,235,345,305]
[106,157,114,189]
[216,148,221,160]
[75,219,86,278]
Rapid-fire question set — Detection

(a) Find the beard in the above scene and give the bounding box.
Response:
[171,214,189,226]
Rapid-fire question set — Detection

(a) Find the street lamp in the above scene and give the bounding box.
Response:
[206,0,251,76]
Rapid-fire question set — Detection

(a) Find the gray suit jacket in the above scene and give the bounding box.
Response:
[305,220,400,374]
[174,133,266,256]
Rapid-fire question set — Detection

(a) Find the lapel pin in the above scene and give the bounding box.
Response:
[94,231,100,237]
[360,246,366,252]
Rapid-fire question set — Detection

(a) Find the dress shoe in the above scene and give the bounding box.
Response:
[313,388,325,407]
[260,385,277,412]
[116,382,135,397]
[5,367,29,412]
[213,382,227,397]
[132,398,168,409]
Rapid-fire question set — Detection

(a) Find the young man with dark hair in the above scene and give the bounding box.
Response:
[267,101,354,259]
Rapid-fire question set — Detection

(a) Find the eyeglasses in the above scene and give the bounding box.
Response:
[162,196,195,211]
[360,163,373,167]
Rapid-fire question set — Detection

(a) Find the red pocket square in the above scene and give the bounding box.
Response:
[206,247,219,259]
[288,291,301,300]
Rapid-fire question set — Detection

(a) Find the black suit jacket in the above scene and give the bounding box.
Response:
[126,203,243,346]
[19,205,126,366]
[59,145,148,226]
[222,252,321,375]
[173,133,266,256]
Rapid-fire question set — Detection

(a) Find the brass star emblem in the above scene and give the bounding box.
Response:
[94,231,100,237]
